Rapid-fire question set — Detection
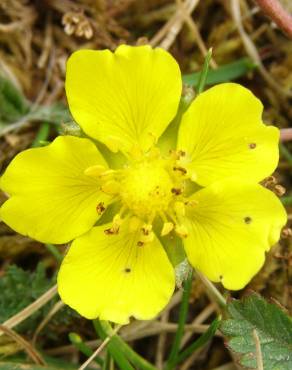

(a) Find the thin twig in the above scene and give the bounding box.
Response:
[231,0,292,98]
[78,325,122,370]
[150,0,199,50]
[1,285,58,336]
[155,311,169,369]
[0,325,45,365]
[252,329,264,370]
[280,128,292,142]
[195,271,226,309]
[254,0,292,38]
[177,0,218,68]
[32,300,65,345]
[181,303,215,348]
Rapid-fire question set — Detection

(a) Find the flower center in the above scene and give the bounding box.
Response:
[120,161,174,218]
[85,147,193,241]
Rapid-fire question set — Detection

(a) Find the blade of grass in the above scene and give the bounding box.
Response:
[45,244,63,263]
[173,317,221,366]
[164,271,193,370]
[93,321,135,370]
[183,58,255,87]
[69,333,103,367]
[196,48,213,94]
[31,121,50,147]
[95,320,158,370]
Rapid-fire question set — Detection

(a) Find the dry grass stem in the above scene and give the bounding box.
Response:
[252,329,264,370]
[78,325,122,370]
[0,325,45,365]
[1,285,58,336]
[32,300,65,345]
[231,0,292,98]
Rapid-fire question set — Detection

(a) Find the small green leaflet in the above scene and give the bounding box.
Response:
[220,293,292,370]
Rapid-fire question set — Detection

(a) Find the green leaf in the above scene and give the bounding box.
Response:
[220,293,292,370]
[183,58,256,87]
[0,76,29,125]
[28,103,72,125]
[0,264,77,335]
[196,48,213,94]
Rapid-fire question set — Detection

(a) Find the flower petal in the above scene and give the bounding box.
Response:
[177,83,279,186]
[183,180,286,290]
[0,136,110,244]
[66,45,182,153]
[58,221,175,323]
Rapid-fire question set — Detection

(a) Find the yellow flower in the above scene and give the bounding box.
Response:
[0,45,287,324]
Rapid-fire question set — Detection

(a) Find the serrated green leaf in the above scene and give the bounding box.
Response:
[182,58,256,87]
[0,76,29,124]
[28,103,72,125]
[0,264,77,335]
[220,293,292,370]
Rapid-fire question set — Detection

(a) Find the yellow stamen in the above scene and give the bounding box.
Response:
[175,224,188,238]
[101,181,120,195]
[161,222,174,236]
[174,201,185,217]
[84,165,107,177]
[139,230,155,244]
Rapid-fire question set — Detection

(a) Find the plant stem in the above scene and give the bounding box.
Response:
[164,271,193,370]
[31,121,50,147]
[69,332,103,367]
[254,0,292,38]
[279,144,292,165]
[173,317,220,366]
[94,321,135,370]
[45,244,63,263]
[196,271,226,309]
[196,48,213,94]
[96,320,158,370]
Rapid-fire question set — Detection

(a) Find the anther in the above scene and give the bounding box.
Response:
[84,165,107,177]
[139,231,155,244]
[173,166,187,175]
[274,184,286,197]
[178,150,186,157]
[104,228,115,235]
[141,224,152,235]
[171,188,182,195]
[185,200,198,207]
[101,180,120,195]
[96,202,106,215]
[175,224,188,238]
[161,222,174,236]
